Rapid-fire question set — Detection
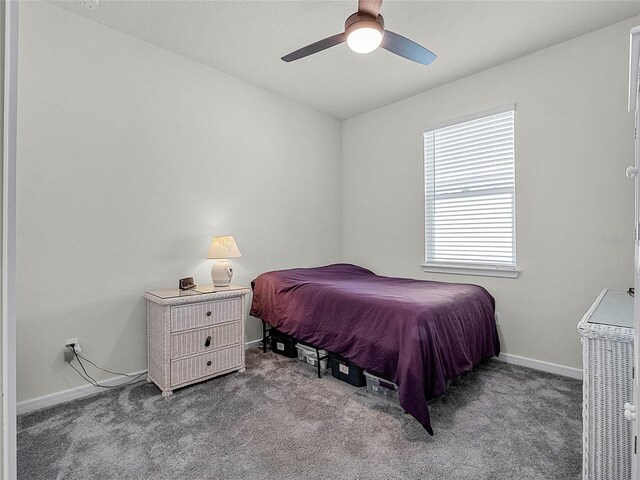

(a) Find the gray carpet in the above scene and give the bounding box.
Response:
[18,347,582,480]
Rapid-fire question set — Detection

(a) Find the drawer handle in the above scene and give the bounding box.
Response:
[206,311,212,317]
[207,361,212,367]
[204,336,211,347]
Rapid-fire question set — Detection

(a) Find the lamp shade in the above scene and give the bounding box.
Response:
[207,235,242,259]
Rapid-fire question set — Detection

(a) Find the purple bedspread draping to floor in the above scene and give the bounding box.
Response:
[249,264,499,434]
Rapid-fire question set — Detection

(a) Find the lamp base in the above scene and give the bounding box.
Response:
[211,260,233,287]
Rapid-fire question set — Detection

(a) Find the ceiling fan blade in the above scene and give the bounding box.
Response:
[381,30,437,65]
[281,33,346,62]
[358,0,383,18]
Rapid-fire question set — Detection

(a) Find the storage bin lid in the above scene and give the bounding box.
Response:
[363,370,398,388]
[295,343,328,356]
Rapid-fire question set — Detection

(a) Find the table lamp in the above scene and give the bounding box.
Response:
[207,235,242,287]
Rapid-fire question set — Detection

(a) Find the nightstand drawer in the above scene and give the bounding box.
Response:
[170,297,242,332]
[171,345,243,387]
[171,321,243,359]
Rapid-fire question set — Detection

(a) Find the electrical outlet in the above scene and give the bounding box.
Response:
[63,338,81,361]
[495,312,501,325]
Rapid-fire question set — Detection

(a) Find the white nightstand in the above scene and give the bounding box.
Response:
[144,285,251,397]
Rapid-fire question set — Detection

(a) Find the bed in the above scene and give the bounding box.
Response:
[249,263,499,434]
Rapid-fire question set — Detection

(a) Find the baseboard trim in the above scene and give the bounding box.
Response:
[19,340,264,415]
[495,352,583,380]
[17,369,148,415]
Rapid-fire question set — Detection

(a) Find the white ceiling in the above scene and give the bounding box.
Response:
[50,0,640,119]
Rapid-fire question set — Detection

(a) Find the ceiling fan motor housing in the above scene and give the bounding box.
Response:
[344,12,385,37]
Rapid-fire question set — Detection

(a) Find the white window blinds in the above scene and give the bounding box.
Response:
[423,108,516,272]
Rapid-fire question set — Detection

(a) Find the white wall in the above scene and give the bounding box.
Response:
[16,2,342,402]
[342,17,639,370]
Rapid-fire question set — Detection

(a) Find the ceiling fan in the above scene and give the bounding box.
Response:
[281,0,436,65]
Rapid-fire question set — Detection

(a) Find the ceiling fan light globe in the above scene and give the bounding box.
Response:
[347,26,383,53]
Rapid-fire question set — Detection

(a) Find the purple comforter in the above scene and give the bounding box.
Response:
[250,264,499,434]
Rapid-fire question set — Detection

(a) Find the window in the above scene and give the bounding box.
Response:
[422,106,518,278]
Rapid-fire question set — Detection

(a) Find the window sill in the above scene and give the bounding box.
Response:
[421,264,520,279]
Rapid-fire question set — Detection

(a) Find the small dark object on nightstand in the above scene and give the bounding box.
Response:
[179,277,196,290]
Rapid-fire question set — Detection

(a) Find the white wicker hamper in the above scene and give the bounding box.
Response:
[578,288,634,480]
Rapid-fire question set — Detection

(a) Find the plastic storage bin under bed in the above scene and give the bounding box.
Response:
[364,370,399,402]
[295,343,329,370]
[329,352,366,387]
[269,329,298,358]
